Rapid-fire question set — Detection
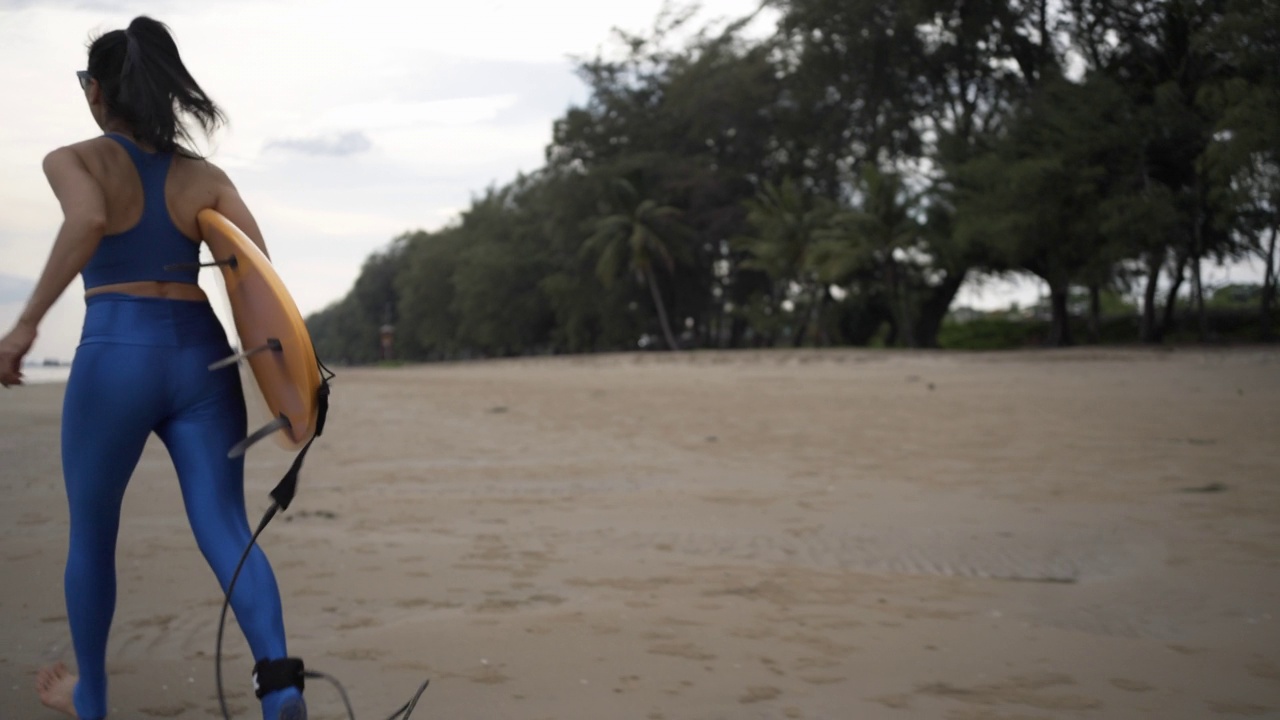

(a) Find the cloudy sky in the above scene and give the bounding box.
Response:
[0,0,776,360]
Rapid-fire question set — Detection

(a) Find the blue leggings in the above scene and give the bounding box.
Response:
[61,294,303,720]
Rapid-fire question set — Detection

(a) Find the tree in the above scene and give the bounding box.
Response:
[769,0,929,194]
[307,0,1280,358]
[953,75,1138,346]
[915,0,1054,347]
[1200,0,1280,338]
[733,177,835,346]
[393,229,465,360]
[583,178,692,350]
[309,238,409,363]
[1069,0,1238,342]
[812,167,929,347]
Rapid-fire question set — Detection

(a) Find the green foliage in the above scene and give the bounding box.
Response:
[1208,283,1264,310]
[938,317,1051,350]
[581,177,694,349]
[393,229,465,359]
[306,0,1280,362]
[736,179,832,281]
[308,294,379,365]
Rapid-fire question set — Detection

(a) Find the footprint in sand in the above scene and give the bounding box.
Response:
[799,675,846,686]
[473,594,565,612]
[871,694,912,709]
[395,597,462,610]
[335,616,377,630]
[1206,700,1274,716]
[1110,678,1154,692]
[729,626,774,641]
[916,672,1102,711]
[1246,658,1280,682]
[139,702,193,717]
[17,512,51,526]
[646,642,716,662]
[329,648,383,661]
[459,664,510,685]
[760,657,786,677]
[612,674,642,694]
[739,685,781,703]
[206,701,250,717]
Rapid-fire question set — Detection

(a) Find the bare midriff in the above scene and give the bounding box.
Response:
[86,281,209,302]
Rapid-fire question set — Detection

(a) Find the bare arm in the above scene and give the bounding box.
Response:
[0,147,106,386]
[20,148,108,326]
[211,166,270,259]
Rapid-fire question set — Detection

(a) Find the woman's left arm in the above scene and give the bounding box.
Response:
[0,147,106,386]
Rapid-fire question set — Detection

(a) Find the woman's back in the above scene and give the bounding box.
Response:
[71,134,221,243]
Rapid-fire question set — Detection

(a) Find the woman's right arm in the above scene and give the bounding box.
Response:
[210,165,270,259]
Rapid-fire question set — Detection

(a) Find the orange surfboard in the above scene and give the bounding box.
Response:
[198,209,321,453]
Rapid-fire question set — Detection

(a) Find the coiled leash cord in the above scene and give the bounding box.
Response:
[213,360,430,719]
[214,501,430,720]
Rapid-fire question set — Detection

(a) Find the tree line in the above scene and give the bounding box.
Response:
[308,0,1279,363]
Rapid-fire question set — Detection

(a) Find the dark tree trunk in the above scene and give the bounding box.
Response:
[644,267,680,351]
[762,323,778,348]
[1159,252,1189,341]
[1192,185,1209,342]
[791,292,811,349]
[885,260,915,348]
[913,268,968,349]
[1048,282,1073,347]
[792,285,829,348]
[811,288,830,347]
[1087,283,1102,344]
[1262,225,1277,341]
[728,314,748,348]
[1192,255,1208,342]
[791,319,807,348]
[882,309,901,347]
[1141,251,1163,343]
[842,296,893,346]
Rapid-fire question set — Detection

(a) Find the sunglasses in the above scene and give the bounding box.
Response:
[76,70,92,90]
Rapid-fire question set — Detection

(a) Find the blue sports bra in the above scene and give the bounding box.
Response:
[80,133,200,289]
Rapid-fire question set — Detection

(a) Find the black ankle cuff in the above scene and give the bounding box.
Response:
[252,657,305,699]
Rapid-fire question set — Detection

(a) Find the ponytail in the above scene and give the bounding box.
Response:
[87,16,225,156]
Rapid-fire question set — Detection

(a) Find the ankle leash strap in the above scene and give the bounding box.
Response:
[252,657,305,699]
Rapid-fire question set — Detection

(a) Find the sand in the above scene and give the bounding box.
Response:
[2,347,1279,720]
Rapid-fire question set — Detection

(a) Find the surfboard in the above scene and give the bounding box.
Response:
[198,209,321,454]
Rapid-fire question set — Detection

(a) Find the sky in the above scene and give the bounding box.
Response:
[0,0,777,361]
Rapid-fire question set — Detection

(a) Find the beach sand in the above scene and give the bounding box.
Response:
[2,348,1278,719]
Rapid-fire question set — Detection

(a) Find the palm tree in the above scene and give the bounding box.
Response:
[733,178,834,346]
[810,166,924,347]
[583,179,692,350]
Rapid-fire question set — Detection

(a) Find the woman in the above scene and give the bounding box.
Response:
[0,17,307,720]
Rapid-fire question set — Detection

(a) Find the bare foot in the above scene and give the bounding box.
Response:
[36,662,79,718]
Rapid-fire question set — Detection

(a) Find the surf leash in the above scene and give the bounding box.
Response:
[213,357,431,719]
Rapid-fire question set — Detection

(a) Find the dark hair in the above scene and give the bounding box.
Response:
[87,16,225,156]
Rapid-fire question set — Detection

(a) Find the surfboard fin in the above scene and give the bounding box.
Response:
[229,415,291,458]
[208,338,283,371]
